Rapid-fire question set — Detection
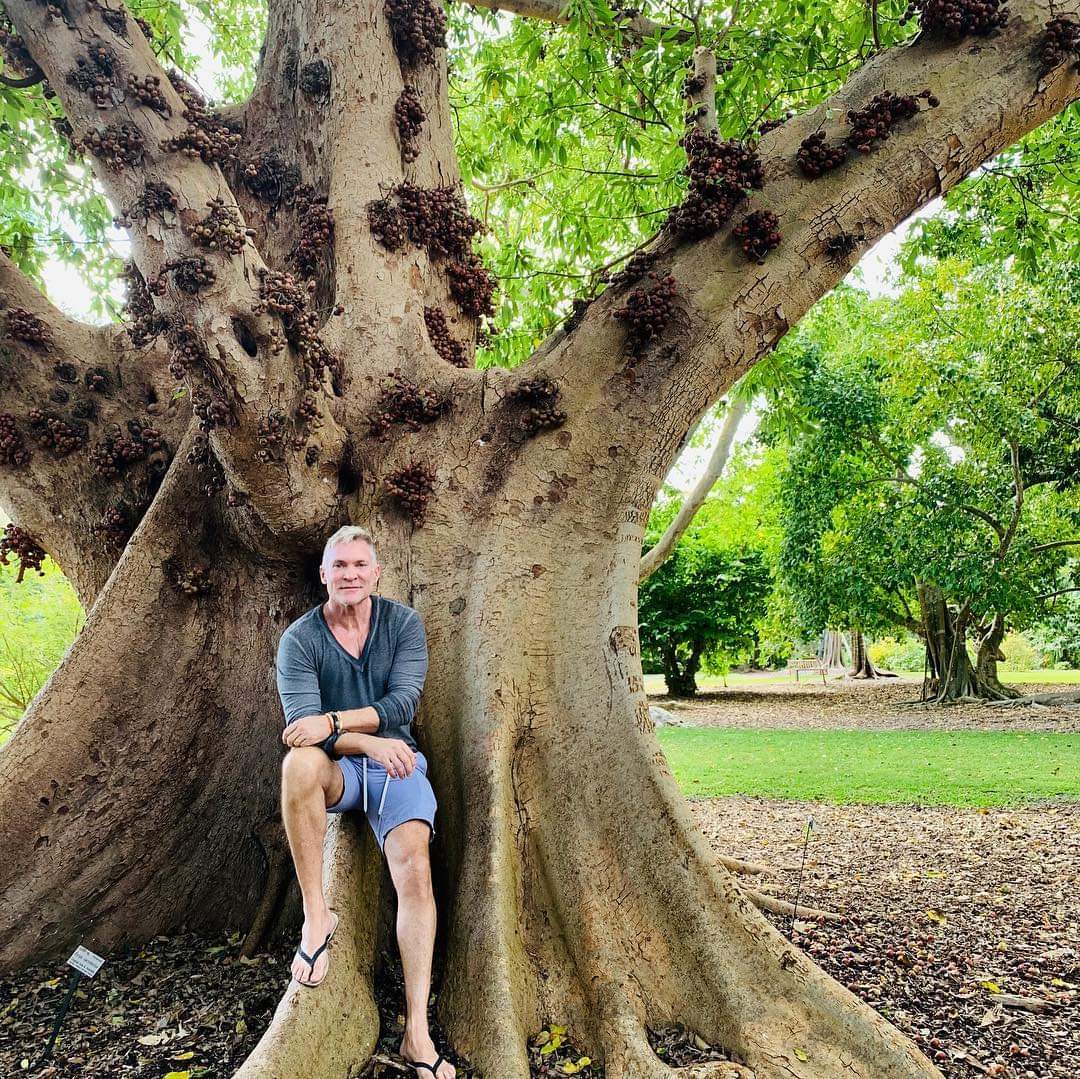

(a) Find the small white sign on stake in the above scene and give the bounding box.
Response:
[66,945,105,979]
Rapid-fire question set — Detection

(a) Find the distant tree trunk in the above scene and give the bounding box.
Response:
[663,642,702,697]
[917,584,1016,702]
[974,614,1020,700]
[848,630,880,678]
[819,629,848,669]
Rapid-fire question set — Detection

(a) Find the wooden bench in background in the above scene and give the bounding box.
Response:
[786,657,828,685]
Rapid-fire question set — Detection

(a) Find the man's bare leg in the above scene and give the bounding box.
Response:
[384,821,456,1079]
[281,746,344,985]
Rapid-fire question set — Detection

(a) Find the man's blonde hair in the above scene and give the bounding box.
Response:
[322,525,378,569]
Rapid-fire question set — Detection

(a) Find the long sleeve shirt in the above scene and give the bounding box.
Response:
[274,596,427,750]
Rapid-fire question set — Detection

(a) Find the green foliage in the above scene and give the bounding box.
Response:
[999,631,1042,672]
[0,556,83,736]
[868,635,926,673]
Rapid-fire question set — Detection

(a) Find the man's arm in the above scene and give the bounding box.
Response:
[368,610,428,735]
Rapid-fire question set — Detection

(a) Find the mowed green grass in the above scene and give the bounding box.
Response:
[659,728,1080,807]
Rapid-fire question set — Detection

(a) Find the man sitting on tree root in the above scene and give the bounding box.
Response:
[276,524,456,1079]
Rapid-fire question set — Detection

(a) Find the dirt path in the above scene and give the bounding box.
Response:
[651,678,1080,732]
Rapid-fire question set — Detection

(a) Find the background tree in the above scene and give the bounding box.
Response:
[0,0,1077,1075]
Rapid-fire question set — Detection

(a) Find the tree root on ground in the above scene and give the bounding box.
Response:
[742,887,841,923]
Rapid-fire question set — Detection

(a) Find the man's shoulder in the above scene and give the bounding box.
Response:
[279,605,324,645]
[377,595,422,626]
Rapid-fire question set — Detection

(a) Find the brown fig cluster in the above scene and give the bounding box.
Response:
[733,210,782,263]
[166,319,209,380]
[84,366,111,393]
[126,73,169,114]
[193,391,232,432]
[150,256,216,296]
[27,409,87,456]
[1040,17,1080,75]
[173,562,212,595]
[161,72,242,165]
[122,263,167,348]
[369,372,446,439]
[67,45,118,107]
[97,504,132,547]
[395,85,426,162]
[5,307,52,347]
[115,182,178,228]
[384,462,436,524]
[508,376,566,436]
[667,129,764,240]
[298,394,321,425]
[384,0,446,67]
[447,255,497,319]
[53,362,78,384]
[614,273,679,355]
[0,413,31,468]
[681,73,707,97]
[299,59,331,99]
[101,7,128,36]
[845,90,937,152]
[796,131,849,178]
[291,190,334,277]
[242,150,301,207]
[255,270,342,387]
[256,408,288,462]
[758,112,793,136]
[0,523,46,581]
[602,249,658,291]
[188,433,226,495]
[0,14,36,77]
[369,197,408,250]
[78,123,146,168]
[901,0,1008,39]
[423,306,469,368]
[90,420,166,479]
[188,198,252,256]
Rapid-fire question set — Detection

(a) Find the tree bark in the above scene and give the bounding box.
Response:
[0,0,1075,1076]
[974,614,1021,701]
[847,630,885,679]
[819,629,848,670]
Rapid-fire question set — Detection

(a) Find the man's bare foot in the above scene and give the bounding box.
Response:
[290,908,338,986]
[400,1030,456,1078]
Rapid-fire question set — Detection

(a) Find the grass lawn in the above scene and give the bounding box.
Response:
[1000,668,1080,684]
[659,727,1080,807]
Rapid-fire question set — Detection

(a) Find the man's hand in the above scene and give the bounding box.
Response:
[364,737,416,779]
[282,714,332,748]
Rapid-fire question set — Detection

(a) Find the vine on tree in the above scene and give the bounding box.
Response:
[0,523,46,582]
[384,462,436,524]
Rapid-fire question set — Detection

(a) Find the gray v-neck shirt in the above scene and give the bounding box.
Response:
[275,596,427,750]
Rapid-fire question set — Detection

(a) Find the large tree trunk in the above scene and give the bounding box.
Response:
[818,629,848,670]
[916,584,1016,702]
[1,0,1075,1075]
[974,614,1021,701]
[848,630,882,679]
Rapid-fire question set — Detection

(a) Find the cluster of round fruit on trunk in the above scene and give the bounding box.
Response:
[369,197,409,250]
[298,394,321,425]
[242,150,301,207]
[423,306,469,368]
[83,366,111,394]
[78,123,146,168]
[901,0,1008,39]
[96,504,132,547]
[187,198,252,255]
[67,44,118,108]
[614,273,679,355]
[0,523,46,580]
[384,462,436,524]
[602,249,658,291]
[369,371,446,439]
[758,111,793,136]
[5,307,52,347]
[395,86,426,162]
[90,420,165,479]
[256,408,288,462]
[149,256,215,296]
[1040,17,1080,75]
[161,72,242,165]
[299,59,331,100]
[796,131,848,178]
[193,390,232,432]
[667,129,764,240]
[733,210,782,263]
[0,413,31,468]
[681,73,707,97]
[188,433,226,494]
[126,73,169,114]
[115,182,178,230]
[166,319,209,380]
[254,270,342,387]
[290,190,334,277]
[384,0,446,68]
[408,183,484,258]
[27,409,86,456]
[447,255,497,319]
[172,562,212,595]
[0,14,36,77]
[508,376,566,436]
[846,90,937,152]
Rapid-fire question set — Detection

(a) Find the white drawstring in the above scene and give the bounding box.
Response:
[378,772,391,817]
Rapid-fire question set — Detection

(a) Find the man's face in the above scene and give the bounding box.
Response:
[320,539,381,608]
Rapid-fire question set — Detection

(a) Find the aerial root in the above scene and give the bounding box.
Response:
[742,886,841,923]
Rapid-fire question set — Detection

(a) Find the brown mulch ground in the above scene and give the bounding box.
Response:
[652,678,1080,732]
[2,798,1075,1077]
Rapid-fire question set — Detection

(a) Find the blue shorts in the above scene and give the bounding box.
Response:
[328,750,437,851]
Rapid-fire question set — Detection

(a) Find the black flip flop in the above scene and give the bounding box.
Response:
[294,911,339,988]
[407,1054,448,1076]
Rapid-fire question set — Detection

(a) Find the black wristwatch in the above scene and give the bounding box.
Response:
[318,731,343,760]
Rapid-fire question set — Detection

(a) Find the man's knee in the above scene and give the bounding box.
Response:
[282,746,329,792]
[387,830,433,899]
